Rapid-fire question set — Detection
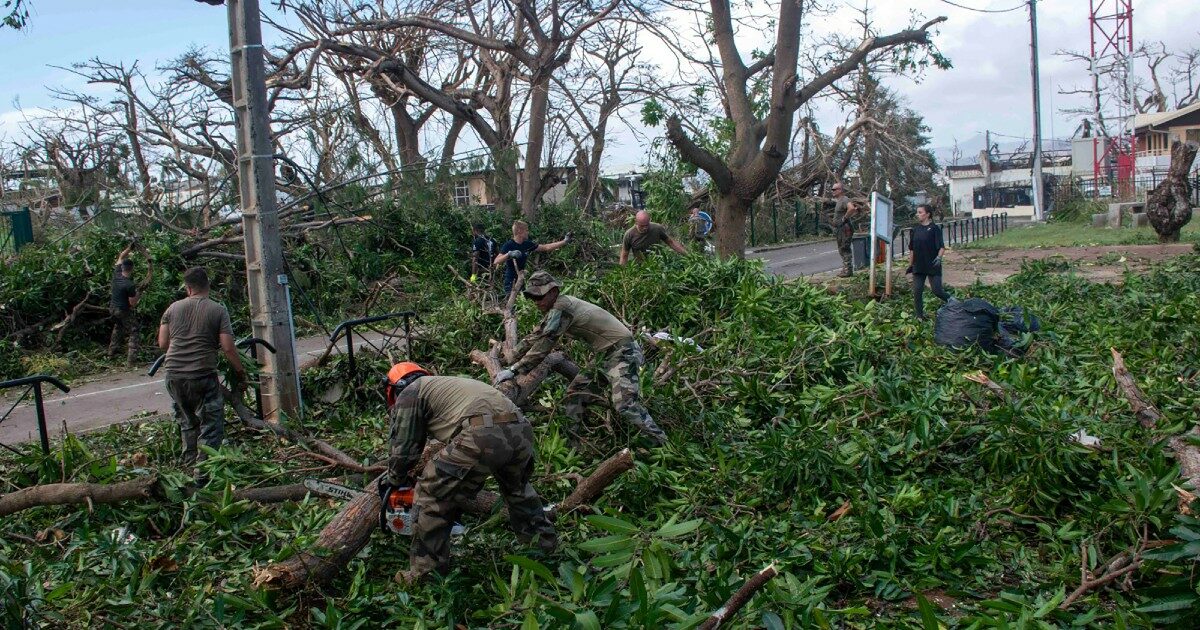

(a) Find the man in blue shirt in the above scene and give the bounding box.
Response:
[493,219,570,296]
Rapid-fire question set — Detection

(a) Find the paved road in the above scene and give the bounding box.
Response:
[0,330,397,446]
[752,239,844,278]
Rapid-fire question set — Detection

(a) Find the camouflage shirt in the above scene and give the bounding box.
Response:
[387,375,519,485]
[511,295,632,374]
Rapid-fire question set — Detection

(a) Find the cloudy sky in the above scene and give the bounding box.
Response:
[2,0,1198,170]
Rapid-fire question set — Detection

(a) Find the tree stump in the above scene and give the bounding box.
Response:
[1145,141,1198,243]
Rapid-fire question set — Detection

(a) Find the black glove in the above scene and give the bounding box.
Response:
[905,265,913,275]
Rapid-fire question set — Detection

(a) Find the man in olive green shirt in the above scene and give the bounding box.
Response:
[494,271,667,445]
[619,211,687,264]
[157,266,245,475]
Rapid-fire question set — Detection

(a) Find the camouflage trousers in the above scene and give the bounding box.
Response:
[836,228,854,276]
[565,339,667,444]
[409,420,557,577]
[165,374,224,469]
[108,308,140,364]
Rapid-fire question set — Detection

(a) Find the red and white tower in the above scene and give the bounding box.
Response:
[1088,0,1135,182]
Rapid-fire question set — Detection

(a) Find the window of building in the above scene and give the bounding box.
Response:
[1187,129,1200,145]
[454,180,470,206]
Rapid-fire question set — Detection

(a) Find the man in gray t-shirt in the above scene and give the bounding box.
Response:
[157,266,246,476]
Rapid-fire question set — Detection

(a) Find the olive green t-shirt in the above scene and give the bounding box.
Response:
[160,296,233,378]
[403,376,519,444]
[622,222,672,258]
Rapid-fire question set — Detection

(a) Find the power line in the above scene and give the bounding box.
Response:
[934,0,1027,13]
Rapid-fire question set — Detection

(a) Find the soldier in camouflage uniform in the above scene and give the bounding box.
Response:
[831,183,856,277]
[382,362,557,585]
[494,271,668,446]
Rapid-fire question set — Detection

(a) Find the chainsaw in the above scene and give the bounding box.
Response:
[303,478,466,536]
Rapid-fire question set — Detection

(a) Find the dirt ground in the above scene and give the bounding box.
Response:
[942,243,1196,285]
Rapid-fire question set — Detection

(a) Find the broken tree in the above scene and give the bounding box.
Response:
[1145,140,1198,243]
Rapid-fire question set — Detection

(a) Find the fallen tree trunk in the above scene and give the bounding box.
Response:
[253,474,385,591]
[0,475,160,518]
[697,563,779,630]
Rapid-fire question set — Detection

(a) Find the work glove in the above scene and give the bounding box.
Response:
[509,249,527,261]
[932,256,943,268]
[493,368,516,386]
[563,231,574,244]
[905,265,913,276]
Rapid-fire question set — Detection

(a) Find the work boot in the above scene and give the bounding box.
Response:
[838,268,853,278]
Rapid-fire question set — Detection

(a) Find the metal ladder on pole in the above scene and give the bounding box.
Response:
[227,0,301,421]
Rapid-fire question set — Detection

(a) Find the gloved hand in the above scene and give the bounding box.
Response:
[493,368,516,385]
[932,256,943,267]
[563,231,574,244]
[905,265,913,275]
[509,249,527,261]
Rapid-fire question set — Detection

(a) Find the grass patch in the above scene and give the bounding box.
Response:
[964,220,1200,249]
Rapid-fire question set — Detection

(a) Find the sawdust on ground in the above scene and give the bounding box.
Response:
[942,243,1195,286]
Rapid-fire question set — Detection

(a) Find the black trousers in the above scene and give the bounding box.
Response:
[912,273,950,316]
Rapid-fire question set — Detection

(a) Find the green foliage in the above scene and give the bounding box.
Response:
[3,250,1200,627]
[1050,198,1108,224]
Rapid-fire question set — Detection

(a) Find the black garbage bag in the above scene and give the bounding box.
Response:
[935,298,1040,355]
[935,298,1001,352]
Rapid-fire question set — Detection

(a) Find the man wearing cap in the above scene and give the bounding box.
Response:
[382,362,557,585]
[494,271,668,446]
[619,210,688,264]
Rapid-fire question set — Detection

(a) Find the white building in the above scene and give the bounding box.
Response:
[946,150,1072,219]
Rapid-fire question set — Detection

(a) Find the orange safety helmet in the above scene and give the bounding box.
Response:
[385,361,430,407]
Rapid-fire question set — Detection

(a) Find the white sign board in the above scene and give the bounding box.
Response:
[871,192,894,244]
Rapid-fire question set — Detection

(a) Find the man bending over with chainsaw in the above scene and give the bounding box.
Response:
[381,362,558,585]
[494,271,668,446]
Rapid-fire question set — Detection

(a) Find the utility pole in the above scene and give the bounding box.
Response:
[1028,0,1045,221]
[227,0,301,422]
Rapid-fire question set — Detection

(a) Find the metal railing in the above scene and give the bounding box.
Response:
[328,311,417,380]
[893,213,1009,258]
[0,374,71,454]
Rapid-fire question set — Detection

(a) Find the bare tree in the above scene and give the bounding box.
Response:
[551,20,648,213]
[300,0,623,219]
[653,0,946,256]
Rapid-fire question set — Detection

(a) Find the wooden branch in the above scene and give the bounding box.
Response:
[666,115,734,193]
[558,448,634,515]
[233,483,314,504]
[0,475,159,518]
[1110,349,1200,512]
[1111,348,1164,428]
[1059,530,1172,609]
[224,385,373,474]
[697,563,780,630]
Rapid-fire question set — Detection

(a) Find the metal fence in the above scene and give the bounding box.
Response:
[1051,173,1200,207]
[893,213,1010,258]
[744,199,826,247]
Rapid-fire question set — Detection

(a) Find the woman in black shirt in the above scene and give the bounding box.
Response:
[906,204,950,320]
